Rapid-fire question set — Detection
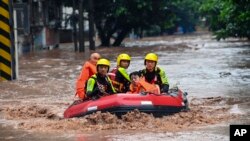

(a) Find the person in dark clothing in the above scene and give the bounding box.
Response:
[138,53,169,93]
[86,59,116,99]
[109,53,131,93]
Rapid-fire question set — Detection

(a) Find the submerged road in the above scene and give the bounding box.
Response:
[0,34,250,141]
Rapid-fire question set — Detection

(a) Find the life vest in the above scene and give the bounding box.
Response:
[149,75,158,84]
[76,61,97,99]
[108,67,124,92]
[141,67,162,85]
[94,79,109,95]
[108,67,118,80]
[129,77,160,94]
[86,74,115,97]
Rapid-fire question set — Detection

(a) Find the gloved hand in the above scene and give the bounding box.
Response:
[86,87,99,97]
[160,84,169,93]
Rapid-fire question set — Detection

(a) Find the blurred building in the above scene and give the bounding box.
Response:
[14,0,61,53]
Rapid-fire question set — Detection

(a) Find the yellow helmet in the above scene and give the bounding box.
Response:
[145,53,158,62]
[97,58,110,67]
[117,53,131,66]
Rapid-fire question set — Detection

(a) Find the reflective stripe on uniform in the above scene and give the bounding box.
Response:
[118,67,130,81]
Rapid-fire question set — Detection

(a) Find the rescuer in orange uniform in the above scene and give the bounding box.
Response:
[75,53,101,99]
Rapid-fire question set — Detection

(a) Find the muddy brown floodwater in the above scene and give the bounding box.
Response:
[0,33,250,141]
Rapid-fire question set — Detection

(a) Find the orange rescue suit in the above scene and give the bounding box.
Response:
[129,77,160,94]
[76,61,96,99]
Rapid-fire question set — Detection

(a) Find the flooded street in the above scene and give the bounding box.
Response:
[0,33,250,141]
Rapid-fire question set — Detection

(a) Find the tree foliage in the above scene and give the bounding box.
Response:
[62,0,202,46]
[200,0,250,40]
[93,0,167,46]
[93,0,202,46]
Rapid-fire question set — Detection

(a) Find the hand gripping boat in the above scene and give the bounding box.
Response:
[64,88,189,118]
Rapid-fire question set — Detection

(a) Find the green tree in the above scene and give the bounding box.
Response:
[162,0,202,34]
[94,0,202,46]
[200,0,250,40]
[93,0,168,46]
[62,0,202,47]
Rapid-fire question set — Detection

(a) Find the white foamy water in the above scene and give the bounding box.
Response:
[1,34,250,141]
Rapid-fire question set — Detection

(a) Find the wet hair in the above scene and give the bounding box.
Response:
[129,71,140,79]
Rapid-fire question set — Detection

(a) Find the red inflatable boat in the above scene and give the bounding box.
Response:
[64,88,189,118]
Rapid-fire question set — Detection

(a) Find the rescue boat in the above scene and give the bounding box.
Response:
[64,88,189,118]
